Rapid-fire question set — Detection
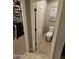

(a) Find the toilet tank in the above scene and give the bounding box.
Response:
[49,26,54,32]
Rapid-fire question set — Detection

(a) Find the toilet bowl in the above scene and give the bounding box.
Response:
[46,26,54,42]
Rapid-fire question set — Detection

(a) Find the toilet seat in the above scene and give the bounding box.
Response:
[46,32,53,37]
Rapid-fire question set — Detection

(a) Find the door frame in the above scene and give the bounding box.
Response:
[30,0,37,51]
[30,0,65,59]
[20,0,29,52]
[30,0,47,51]
[50,0,64,59]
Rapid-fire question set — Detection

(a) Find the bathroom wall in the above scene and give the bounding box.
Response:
[43,0,58,33]
[50,0,65,59]
[53,1,65,59]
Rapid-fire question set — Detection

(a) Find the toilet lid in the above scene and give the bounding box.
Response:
[46,32,53,36]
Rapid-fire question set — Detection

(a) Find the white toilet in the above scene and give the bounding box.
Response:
[46,26,54,42]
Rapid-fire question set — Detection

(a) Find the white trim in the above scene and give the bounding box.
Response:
[20,0,29,52]
[30,0,36,51]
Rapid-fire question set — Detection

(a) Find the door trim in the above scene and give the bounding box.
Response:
[20,0,29,52]
[30,0,36,51]
[50,0,64,59]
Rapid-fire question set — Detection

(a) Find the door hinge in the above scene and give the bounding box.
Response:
[34,9,37,12]
[35,28,37,31]
[35,42,37,45]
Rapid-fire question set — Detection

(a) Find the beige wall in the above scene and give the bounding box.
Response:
[50,0,64,59]
[53,1,65,59]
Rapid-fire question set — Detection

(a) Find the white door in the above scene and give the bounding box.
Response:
[36,1,45,48]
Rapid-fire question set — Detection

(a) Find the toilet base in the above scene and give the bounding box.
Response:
[45,36,52,42]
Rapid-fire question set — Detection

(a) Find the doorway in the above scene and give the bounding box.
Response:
[36,1,46,49]
[13,0,28,59]
[31,0,58,56]
[13,0,65,59]
[31,0,58,50]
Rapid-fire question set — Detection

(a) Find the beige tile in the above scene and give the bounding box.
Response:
[13,35,26,55]
[20,53,49,59]
[20,36,51,59]
[36,36,51,55]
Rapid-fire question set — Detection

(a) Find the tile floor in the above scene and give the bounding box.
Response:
[14,34,51,59]
[19,53,49,59]
[35,35,51,55]
[13,35,26,55]
[19,35,51,59]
